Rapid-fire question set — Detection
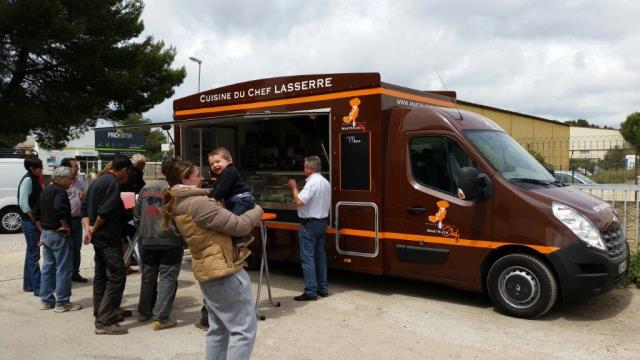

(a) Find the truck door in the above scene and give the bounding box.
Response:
[386,132,493,289]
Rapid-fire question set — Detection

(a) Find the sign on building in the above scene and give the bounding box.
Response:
[95,130,145,150]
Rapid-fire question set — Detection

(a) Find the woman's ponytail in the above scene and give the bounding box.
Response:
[161,188,175,229]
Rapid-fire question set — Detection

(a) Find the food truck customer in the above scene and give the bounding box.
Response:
[208,147,256,265]
[287,155,331,301]
[162,160,263,360]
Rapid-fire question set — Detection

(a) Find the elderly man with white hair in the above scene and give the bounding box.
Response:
[126,153,147,194]
[33,166,82,312]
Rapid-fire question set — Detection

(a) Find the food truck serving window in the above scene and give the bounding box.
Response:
[341,132,370,190]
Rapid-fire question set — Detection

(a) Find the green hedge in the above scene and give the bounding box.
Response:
[623,251,640,287]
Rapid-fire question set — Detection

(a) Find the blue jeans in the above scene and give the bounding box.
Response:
[228,193,256,246]
[22,219,41,295]
[40,230,73,306]
[299,218,328,296]
[70,217,83,277]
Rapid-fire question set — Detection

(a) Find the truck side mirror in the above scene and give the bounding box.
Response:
[458,167,482,201]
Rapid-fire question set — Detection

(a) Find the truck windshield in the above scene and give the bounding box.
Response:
[465,130,556,183]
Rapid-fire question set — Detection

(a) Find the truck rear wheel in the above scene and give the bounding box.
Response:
[0,207,22,234]
[487,253,557,319]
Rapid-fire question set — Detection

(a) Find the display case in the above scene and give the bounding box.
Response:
[244,171,306,211]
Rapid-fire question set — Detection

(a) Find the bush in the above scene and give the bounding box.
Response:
[622,251,640,288]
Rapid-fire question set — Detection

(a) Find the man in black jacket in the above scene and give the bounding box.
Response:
[82,155,132,335]
[33,166,82,312]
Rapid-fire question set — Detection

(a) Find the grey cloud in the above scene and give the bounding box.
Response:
[140,0,640,128]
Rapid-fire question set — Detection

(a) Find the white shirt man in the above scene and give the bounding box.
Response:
[288,156,331,301]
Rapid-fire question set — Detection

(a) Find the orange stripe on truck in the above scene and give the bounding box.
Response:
[262,222,559,254]
[174,88,456,118]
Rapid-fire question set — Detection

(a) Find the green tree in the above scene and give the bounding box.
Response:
[564,119,602,128]
[118,113,166,160]
[527,148,551,169]
[620,112,640,151]
[599,146,626,170]
[0,0,186,149]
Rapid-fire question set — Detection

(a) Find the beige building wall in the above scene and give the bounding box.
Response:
[569,127,628,160]
[458,101,570,170]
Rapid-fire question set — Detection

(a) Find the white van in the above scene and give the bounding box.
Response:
[0,158,27,233]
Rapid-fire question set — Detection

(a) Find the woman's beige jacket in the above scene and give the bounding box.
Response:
[170,188,263,282]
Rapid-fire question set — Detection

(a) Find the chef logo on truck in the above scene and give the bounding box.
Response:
[341,98,366,131]
[426,200,460,240]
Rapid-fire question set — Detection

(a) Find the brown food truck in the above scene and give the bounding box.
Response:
[172,73,629,318]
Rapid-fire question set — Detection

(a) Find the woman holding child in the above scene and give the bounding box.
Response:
[162,159,262,360]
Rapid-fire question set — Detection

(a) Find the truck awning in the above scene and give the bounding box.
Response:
[94,110,331,131]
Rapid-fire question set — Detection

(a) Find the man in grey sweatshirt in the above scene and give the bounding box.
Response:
[133,157,183,331]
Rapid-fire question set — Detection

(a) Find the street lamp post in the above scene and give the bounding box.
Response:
[189,56,202,92]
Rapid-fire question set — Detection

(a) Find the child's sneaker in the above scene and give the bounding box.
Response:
[235,234,255,248]
[152,318,177,331]
[233,247,251,265]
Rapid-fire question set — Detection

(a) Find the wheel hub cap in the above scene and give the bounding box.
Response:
[499,267,540,308]
[2,213,21,231]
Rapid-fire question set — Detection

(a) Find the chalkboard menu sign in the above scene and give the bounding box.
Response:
[340,132,370,190]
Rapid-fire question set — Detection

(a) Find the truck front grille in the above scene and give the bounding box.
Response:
[601,225,627,258]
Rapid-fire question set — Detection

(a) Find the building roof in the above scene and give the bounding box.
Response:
[457,99,569,127]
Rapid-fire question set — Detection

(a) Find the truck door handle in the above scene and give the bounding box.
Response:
[406,207,427,215]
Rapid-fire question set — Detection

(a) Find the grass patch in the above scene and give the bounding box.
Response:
[623,250,640,288]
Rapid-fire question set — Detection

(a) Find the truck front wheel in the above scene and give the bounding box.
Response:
[487,253,557,319]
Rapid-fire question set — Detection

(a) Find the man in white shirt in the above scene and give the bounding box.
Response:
[287,156,331,301]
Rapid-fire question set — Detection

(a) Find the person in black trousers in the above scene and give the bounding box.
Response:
[82,155,132,335]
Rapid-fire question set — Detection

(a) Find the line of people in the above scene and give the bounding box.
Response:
[18,148,331,360]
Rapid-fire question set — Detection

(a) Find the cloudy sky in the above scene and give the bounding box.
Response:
[140,0,640,128]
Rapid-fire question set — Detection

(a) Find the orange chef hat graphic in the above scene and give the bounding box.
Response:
[428,200,449,229]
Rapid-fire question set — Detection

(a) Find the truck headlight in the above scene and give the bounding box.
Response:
[552,202,606,251]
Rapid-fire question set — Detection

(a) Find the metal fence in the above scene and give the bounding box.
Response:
[573,184,639,252]
[515,135,638,185]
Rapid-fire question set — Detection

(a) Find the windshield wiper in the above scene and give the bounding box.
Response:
[551,180,569,187]
[509,178,567,187]
[509,178,552,186]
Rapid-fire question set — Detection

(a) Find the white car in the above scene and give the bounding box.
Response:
[0,158,28,233]
[554,170,596,185]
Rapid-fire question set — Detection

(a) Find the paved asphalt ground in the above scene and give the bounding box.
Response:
[1,232,639,360]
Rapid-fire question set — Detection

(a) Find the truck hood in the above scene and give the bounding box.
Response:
[528,185,617,230]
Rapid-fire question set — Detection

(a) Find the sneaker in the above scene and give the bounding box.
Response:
[294,293,318,301]
[318,292,329,298]
[152,318,177,331]
[71,275,88,283]
[194,321,209,332]
[54,302,82,313]
[40,303,54,310]
[95,323,128,335]
[235,234,255,248]
[136,313,151,322]
[116,308,133,318]
[233,248,251,266]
